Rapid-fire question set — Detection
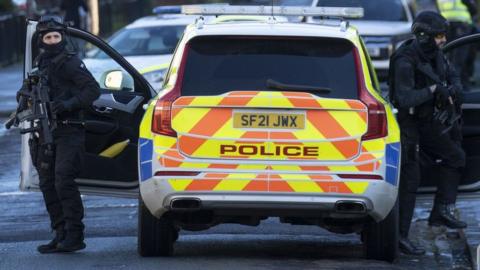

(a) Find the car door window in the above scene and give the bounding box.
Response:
[69,37,136,93]
[444,43,478,94]
[360,39,381,94]
[31,32,148,95]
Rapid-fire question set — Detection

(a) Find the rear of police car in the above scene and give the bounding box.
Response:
[137,5,400,261]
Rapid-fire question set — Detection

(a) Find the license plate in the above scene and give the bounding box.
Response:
[233,112,305,129]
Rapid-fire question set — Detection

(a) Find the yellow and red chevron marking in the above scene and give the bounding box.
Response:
[172,108,366,139]
[158,152,381,173]
[173,91,367,110]
[153,88,386,172]
[167,173,369,194]
[170,91,368,162]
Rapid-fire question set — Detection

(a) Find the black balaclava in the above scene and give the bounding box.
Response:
[39,30,67,57]
[415,32,438,58]
[411,11,449,59]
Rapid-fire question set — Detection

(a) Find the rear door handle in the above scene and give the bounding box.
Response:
[94,106,113,114]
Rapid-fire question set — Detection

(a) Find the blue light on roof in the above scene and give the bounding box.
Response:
[152,6,182,15]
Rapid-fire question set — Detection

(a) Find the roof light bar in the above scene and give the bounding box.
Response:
[181,5,364,18]
[153,5,181,15]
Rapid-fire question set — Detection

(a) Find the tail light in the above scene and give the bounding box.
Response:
[354,48,388,140]
[151,44,189,137]
[151,90,180,136]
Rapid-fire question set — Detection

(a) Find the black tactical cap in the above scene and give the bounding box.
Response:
[411,11,449,36]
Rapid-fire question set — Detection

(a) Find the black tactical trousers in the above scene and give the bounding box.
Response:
[398,121,465,238]
[29,129,85,233]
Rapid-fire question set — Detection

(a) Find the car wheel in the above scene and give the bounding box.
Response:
[138,198,176,257]
[362,199,399,263]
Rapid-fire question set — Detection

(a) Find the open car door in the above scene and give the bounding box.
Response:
[419,33,480,195]
[20,20,156,198]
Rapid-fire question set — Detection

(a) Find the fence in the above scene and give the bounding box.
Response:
[0,14,26,67]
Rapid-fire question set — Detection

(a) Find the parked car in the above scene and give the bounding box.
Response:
[83,7,196,90]
[308,0,415,80]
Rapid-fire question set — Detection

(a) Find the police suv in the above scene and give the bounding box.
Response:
[21,4,480,263]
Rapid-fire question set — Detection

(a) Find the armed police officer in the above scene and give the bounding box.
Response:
[22,16,100,253]
[389,11,466,256]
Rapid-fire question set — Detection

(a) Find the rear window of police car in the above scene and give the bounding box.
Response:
[181,36,358,99]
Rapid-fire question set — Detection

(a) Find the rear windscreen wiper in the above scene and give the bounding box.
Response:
[266,79,332,94]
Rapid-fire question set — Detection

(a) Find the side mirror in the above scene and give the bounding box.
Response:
[104,70,123,90]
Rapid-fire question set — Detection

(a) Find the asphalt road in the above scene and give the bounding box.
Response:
[0,193,457,270]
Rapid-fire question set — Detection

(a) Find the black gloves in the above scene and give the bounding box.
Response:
[447,85,459,96]
[51,98,79,114]
[448,85,464,105]
[435,84,451,104]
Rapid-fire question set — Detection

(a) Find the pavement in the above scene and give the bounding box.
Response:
[457,198,480,270]
[410,197,473,269]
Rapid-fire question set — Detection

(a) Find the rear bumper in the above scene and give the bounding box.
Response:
[166,193,371,208]
[140,177,397,222]
[139,137,400,222]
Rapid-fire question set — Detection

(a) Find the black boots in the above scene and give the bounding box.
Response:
[399,237,426,255]
[56,231,86,252]
[37,228,66,254]
[38,230,86,253]
[428,203,467,229]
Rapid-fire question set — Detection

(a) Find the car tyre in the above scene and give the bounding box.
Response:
[362,199,399,263]
[138,198,175,257]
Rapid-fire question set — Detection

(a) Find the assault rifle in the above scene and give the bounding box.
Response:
[5,68,57,145]
[416,63,461,135]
